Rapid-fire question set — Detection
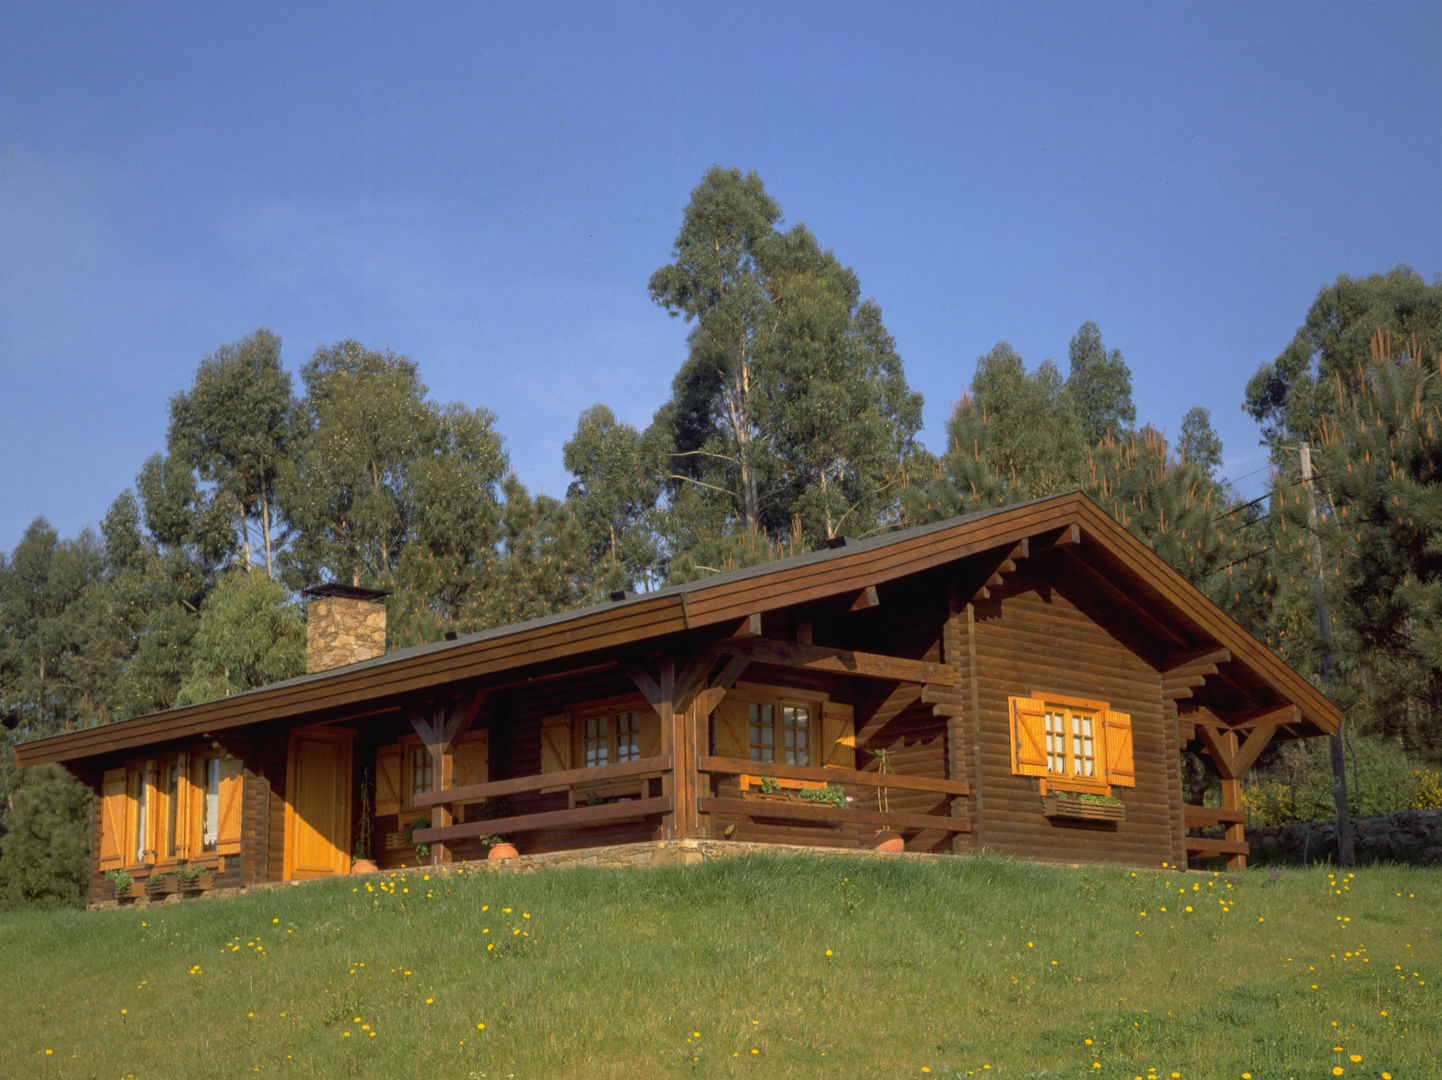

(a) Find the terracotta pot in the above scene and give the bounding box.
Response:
[487,842,519,861]
[351,858,380,874]
[872,830,905,853]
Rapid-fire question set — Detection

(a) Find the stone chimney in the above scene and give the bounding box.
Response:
[303,585,390,673]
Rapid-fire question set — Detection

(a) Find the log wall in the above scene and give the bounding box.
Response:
[967,569,1177,866]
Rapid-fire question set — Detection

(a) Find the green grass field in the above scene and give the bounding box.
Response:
[0,852,1434,1079]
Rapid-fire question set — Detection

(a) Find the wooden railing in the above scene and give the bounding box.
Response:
[410,752,972,847]
[1183,804,1249,859]
[697,755,971,834]
[410,755,672,846]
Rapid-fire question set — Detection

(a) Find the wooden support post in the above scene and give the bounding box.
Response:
[408,691,485,866]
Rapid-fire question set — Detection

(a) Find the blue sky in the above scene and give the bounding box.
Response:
[2,1,1438,555]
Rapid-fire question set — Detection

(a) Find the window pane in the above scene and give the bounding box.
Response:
[161,763,181,859]
[783,705,810,766]
[585,714,609,767]
[202,757,220,851]
[749,703,775,762]
[1045,711,1067,773]
[412,748,433,795]
[134,768,150,863]
[615,711,639,762]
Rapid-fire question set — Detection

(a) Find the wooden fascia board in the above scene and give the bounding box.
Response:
[15,596,692,768]
[17,491,1339,770]
[1065,497,1341,735]
[678,500,1075,626]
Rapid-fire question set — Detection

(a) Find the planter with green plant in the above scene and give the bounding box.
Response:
[403,816,431,863]
[104,868,142,902]
[175,862,213,892]
[1042,791,1125,821]
[145,872,177,898]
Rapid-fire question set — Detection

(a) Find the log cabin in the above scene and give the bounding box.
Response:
[12,492,1340,902]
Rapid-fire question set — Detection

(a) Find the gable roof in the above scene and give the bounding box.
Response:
[13,491,1340,771]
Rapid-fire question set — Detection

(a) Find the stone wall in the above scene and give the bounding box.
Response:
[1247,809,1442,866]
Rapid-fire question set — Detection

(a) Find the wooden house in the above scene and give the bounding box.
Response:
[12,492,1340,902]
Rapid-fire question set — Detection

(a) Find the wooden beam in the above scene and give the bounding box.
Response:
[1163,647,1231,672]
[1185,836,1249,858]
[1031,522,1081,550]
[795,619,813,645]
[414,795,673,844]
[729,636,956,686]
[848,585,880,612]
[699,796,970,834]
[692,652,753,721]
[1183,804,1248,826]
[1195,721,1277,781]
[414,754,671,807]
[733,612,762,637]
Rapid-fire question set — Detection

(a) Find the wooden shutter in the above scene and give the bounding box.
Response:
[215,757,244,855]
[540,714,572,792]
[637,710,662,759]
[453,730,489,789]
[1103,710,1136,788]
[375,745,403,815]
[713,699,749,760]
[821,701,856,769]
[1010,696,1048,777]
[98,768,128,870]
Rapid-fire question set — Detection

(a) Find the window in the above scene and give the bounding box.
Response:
[583,710,641,767]
[99,750,242,871]
[375,731,489,818]
[1009,694,1134,794]
[713,685,855,770]
[748,701,812,765]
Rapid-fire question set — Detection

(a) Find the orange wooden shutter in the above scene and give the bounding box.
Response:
[1103,710,1136,787]
[215,756,243,855]
[821,701,856,769]
[375,745,403,815]
[453,730,489,789]
[539,714,572,792]
[713,699,749,760]
[173,752,191,859]
[99,768,128,870]
[637,710,662,759]
[1010,696,1048,777]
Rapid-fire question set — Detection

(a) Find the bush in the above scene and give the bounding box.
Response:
[1240,733,1435,825]
[0,765,91,909]
[1414,768,1442,810]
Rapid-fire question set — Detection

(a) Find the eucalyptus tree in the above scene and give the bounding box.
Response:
[162,329,297,576]
[648,166,922,547]
[1066,320,1136,444]
[563,404,663,589]
[277,340,507,590]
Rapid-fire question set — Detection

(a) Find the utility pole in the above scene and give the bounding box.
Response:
[1300,441,1355,867]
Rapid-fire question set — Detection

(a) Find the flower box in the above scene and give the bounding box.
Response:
[108,880,145,903]
[1042,794,1125,822]
[145,875,179,898]
[178,871,215,893]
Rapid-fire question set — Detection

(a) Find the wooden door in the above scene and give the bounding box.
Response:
[283,728,352,880]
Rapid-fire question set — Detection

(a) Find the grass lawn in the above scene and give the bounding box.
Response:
[0,852,1435,1079]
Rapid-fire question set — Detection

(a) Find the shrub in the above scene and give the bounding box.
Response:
[0,765,91,909]
[1241,733,1435,824]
